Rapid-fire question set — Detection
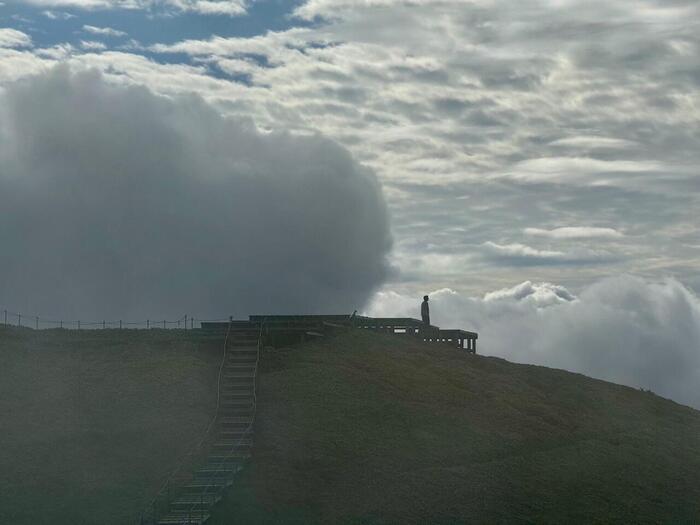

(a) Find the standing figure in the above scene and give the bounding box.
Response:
[421,295,430,326]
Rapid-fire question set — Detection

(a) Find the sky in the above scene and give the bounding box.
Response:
[1,1,699,406]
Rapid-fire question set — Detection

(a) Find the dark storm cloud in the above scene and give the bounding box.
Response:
[0,66,392,320]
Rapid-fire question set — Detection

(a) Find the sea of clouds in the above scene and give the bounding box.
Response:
[367,276,700,410]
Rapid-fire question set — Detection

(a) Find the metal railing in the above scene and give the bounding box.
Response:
[176,318,263,523]
[0,306,234,330]
[139,318,264,524]
[140,320,234,524]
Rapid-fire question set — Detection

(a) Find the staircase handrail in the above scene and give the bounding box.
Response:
[179,317,264,522]
[140,319,233,523]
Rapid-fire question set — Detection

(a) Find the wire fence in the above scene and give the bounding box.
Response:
[0,308,234,330]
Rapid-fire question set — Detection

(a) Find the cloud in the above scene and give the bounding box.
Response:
[524,227,624,240]
[508,157,664,185]
[482,242,566,261]
[483,280,577,306]
[548,136,637,150]
[366,276,700,410]
[22,0,247,15]
[83,25,127,37]
[0,29,32,49]
[480,241,614,266]
[1,0,699,297]
[175,0,247,15]
[42,10,77,19]
[0,66,391,320]
[80,40,107,50]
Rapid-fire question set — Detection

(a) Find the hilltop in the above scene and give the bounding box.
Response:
[209,329,700,524]
[3,326,700,524]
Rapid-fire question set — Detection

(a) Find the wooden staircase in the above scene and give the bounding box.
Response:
[150,327,260,525]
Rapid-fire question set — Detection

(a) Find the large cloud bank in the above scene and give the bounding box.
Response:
[367,276,700,409]
[0,66,391,321]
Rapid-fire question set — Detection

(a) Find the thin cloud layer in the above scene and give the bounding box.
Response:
[367,276,700,410]
[0,66,392,320]
[524,227,624,240]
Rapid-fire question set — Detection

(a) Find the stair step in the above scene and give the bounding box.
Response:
[171,495,219,507]
[222,377,254,385]
[220,395,255,408]
[195,465,241,477]
[224,364,256,371]
[220,406,253,414]
[218,417,252,428]
[222,384,254,390]
[221,398,254,405]
[224,356,256,362]
[220,390,254,398]
[204,453,246,462]
[212,439,253,448]
[219,409,254,417]
[223,375,256,381]
[218,429,253,438]
[157,512,209,525]
[184,479,231,490]
[221,377,253,384]
[207,452,251,462]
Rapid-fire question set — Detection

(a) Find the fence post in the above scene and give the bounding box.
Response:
[60,320,63,329]
[18,313,21,327]
[36,316,39,330]
[147,319,150,329]
[78,320,80,330]
[119,320,122,330]
[163,320,166,329]
[3,310,6,326]
[191,317,194,330]
[103,320,106,329]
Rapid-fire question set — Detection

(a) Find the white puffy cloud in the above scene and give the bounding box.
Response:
[0,29,32,49]
[524,227,624,240]
[83,25,127,37]
[80,40,106,50]
[0,66,391,320]
[42,10,77,18]
[483,280,576,306]
[21,0,247,14]
[366,275,700,409]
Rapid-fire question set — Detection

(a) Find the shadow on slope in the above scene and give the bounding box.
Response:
[209,329,700,524]
[0,327,222,524]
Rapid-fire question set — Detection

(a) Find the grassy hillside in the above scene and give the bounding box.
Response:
[209,330,700,524]
[0,326,223,525]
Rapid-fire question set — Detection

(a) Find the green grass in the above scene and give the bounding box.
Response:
[209,330,700,524]
[4,326,700,524]
[0,326,223,524]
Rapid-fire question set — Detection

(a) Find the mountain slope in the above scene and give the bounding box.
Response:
[0,326,222,524]
[210,329,700,524]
